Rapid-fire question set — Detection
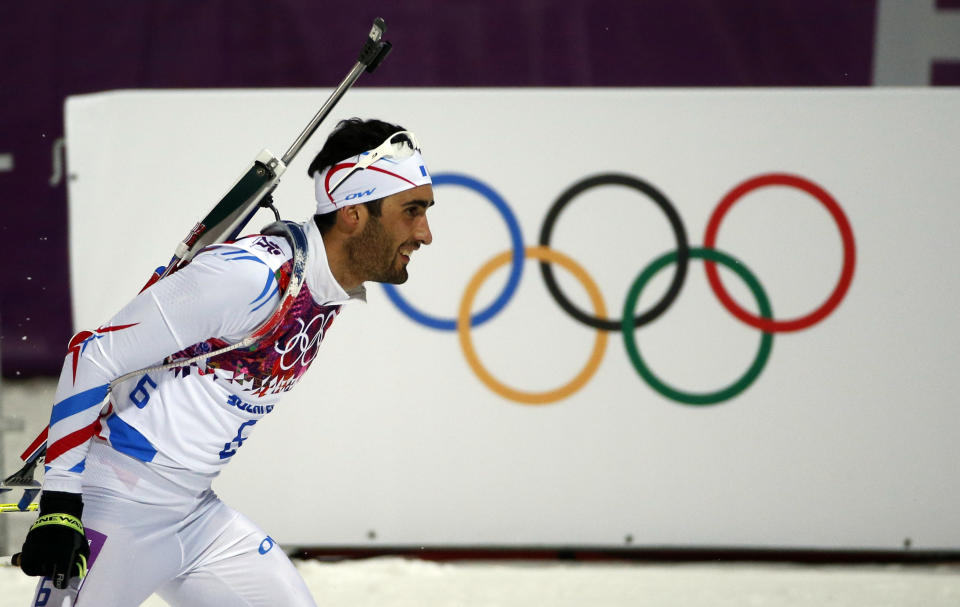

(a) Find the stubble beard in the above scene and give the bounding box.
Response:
[345,215,409,284]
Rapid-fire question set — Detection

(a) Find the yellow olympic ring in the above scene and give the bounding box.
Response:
[457,246,608,405]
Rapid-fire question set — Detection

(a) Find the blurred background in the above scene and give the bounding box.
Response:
[3,0,959,378]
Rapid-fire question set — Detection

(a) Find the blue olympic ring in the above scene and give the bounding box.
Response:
[381,173,525,330]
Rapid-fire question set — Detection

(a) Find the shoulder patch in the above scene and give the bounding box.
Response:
[250,235,286,257]
[215,234,293,272]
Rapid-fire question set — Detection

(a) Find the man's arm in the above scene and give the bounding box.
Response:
[43,241,288,492]
[17,238,289,587]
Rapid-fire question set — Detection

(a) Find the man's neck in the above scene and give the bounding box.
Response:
[320,228,363,291]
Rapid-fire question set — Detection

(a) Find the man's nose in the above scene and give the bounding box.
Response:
[416,216,433,245]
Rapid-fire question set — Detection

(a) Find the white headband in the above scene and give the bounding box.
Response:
[314,131,432,215]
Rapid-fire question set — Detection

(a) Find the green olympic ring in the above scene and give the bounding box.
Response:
[622,247,774,405]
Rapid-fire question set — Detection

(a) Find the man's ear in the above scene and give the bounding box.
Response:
[336,204,365,234]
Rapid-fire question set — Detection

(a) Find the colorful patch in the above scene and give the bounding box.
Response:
[166,262,341,396]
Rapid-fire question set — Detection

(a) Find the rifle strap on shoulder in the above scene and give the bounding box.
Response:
[108,221,308,389]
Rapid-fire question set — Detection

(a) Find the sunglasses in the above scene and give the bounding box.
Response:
[327,130,421,196]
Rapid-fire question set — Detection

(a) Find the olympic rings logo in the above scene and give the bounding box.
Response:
[382,172,856,406]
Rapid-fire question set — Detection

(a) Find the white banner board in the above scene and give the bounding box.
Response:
[65,88,960,550]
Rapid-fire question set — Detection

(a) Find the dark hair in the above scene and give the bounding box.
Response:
[309,118,403,233]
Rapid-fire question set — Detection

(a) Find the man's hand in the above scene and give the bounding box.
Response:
[16,491,90,589]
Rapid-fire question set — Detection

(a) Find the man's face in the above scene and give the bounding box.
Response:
[345,184,434,284]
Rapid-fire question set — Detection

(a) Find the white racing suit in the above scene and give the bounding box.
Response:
[31,218,363,606]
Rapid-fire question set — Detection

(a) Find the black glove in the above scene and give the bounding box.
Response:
[16,490,90,589]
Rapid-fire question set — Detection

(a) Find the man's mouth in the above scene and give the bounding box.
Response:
[399,245,418,263]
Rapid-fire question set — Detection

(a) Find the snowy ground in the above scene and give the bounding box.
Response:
[2,557,960,606]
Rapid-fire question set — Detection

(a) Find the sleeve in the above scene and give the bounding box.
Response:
[42,242,286,494]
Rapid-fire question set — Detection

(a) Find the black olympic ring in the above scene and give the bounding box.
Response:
[538,174,690,331]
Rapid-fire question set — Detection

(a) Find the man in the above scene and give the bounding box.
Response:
[16,117,434,606]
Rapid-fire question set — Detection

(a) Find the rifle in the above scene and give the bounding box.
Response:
[0,17,392,516]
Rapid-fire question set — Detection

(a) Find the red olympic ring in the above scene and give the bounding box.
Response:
[703,173,856,333]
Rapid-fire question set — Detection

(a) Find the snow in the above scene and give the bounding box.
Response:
[2,557,959,606]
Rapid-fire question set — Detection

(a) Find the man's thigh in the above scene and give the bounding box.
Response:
[158,508,316,607]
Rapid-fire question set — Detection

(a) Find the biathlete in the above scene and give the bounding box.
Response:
[16,118,435,607]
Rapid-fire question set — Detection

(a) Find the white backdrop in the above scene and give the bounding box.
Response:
[64,88,960,550]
